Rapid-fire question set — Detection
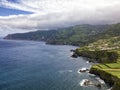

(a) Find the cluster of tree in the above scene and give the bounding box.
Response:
[74,49,119,63]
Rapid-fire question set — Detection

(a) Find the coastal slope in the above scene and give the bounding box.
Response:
[73,23,120,90]
[4,24,109,46]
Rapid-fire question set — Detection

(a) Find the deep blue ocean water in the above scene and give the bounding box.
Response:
[0,40,109,90]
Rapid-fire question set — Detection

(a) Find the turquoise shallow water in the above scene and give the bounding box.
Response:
[0,40,109,90]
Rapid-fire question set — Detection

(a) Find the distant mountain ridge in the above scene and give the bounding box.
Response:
[4,24,109,46]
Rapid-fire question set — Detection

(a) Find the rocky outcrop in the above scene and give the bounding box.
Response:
[90,67,114,86]
[112,79,120,90]
[90,67,120,90]
[73,49,119,63]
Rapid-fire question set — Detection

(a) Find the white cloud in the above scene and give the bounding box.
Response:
[0,0,120,36]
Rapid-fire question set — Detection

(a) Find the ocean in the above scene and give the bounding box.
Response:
[0,39,109,90]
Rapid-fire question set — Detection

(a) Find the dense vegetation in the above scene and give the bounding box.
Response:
[74,49,119,63]
[90,55,120,90]
[73,23,120,62]
[4,24,109,46]
[70,23,120,90]
[4,23,120,46]
[88,23,120,42]
[77,36,120,52]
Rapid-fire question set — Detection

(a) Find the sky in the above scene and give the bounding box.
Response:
[0,0,120,36]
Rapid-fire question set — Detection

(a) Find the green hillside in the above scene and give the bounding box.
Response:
[4,24,109,46]
[74,23,120,90]
[4,23,120,46]
[79,36,120,51]
[89,23,120,42]
[76,23,120,51]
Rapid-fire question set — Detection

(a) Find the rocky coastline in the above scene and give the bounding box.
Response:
[71,49,120,90]
[90,66,120,90]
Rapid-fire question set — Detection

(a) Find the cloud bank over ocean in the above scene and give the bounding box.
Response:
[0,0,120,36]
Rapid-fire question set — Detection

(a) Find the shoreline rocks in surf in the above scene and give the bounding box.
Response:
[79,68,89,73]
[80,79,102,88]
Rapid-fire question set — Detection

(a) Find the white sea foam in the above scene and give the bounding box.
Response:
[86,61,89,63]
[80,79,87,86]
[77,69,81,74]
[80,79,93,87]
[96,77,105,84]
[107,87,113,90]
[88,73,96,77]
[58,70,72,73]
[68,70,72,72]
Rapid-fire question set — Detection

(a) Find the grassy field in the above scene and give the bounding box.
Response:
[91,48,120,79]
[79,36,120,51]
[92,54,120,79]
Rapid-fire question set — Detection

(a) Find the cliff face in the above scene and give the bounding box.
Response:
[90,67,114,86]
[73,48,120,90]
[112,79,120,90]
[73,49,119,63]
[4,34,13,39]
[90,66,120,90]
[73,23,120,90]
